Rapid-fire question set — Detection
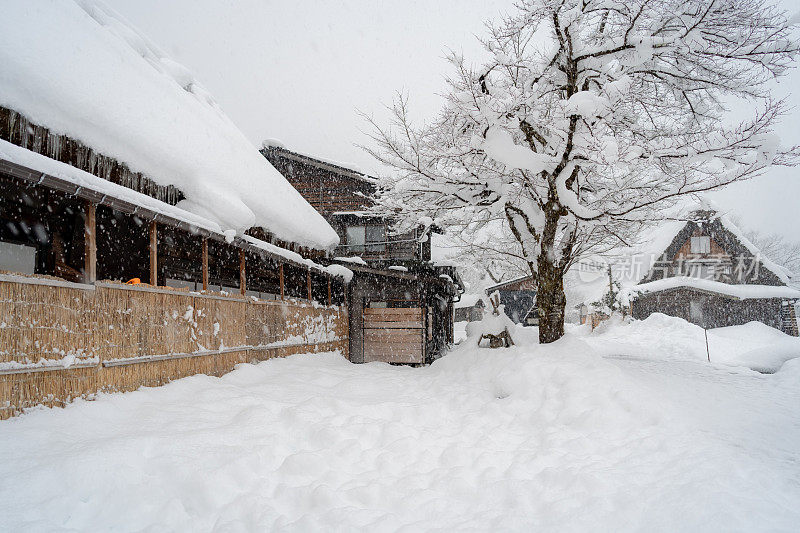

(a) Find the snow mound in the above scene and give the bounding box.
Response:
[590,313,800,373]
[0,1,338,250]
[465,308,516,339]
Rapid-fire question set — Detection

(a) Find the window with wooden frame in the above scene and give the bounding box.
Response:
[346,224,386,253]
[365,225,386,252]
[346,225,366,252]
[690,236,711,254]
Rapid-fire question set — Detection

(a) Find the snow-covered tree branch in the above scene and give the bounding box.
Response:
[364,0,800,343]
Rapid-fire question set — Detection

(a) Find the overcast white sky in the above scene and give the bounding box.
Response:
[106,0,799,241]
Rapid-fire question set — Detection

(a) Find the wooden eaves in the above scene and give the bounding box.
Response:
[331,260,454,289]
[0,156,332,275]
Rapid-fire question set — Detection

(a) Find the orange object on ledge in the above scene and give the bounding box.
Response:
[126,278,141,285]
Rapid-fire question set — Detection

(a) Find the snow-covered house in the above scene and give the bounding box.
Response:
[485,276,539,326]
[261,145,460,364]
[454,294,486,323]
[0,1,350,418]
[627,210,799,335]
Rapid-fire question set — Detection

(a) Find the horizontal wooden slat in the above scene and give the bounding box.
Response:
[363,311,422,321]
[364,325,422,333]
[364,312,421,321]
[363,334,423,346]
[363,353,422,364]
[363,320,422,329]
[364,343,422,358]
[364,312,422,320]
[364,338,421,349]
[363,307,422,314]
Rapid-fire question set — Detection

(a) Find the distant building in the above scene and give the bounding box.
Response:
[454,294,486,322]
[485,276,538,326]
[629,210,799,335]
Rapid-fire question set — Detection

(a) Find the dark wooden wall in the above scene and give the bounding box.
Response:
[262,147,375,217]
[631,288,785,332]
[262,147,428,263]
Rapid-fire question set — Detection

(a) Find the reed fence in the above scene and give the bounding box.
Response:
[0,274,348,419]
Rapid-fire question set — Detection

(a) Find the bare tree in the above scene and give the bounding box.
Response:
[364,0,799,343]
[733,219,800,274]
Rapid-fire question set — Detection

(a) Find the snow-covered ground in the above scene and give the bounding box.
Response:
[2,315,800,531]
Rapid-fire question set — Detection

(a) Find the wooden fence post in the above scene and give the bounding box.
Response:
[149,221,157,286]
[239,249,246,296]
[201,237,208,291]
[327,276,332,306]
[279,263,284,300]
[307,269,312,301]
[84,201,96,283]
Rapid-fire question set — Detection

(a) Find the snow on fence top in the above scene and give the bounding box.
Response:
[0,0,338,250]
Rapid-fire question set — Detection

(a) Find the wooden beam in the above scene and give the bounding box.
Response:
[84,201,96,283]
[279,263,284,300]
[149,221,157,286]
[239,249,246,296]
[327,276,332,306]
[307,268,312,301]
[201,237,208,291]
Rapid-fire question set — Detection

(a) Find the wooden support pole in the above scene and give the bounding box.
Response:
[84,201,96,284]
[201,237,209,291]
[239,249,246,296]
[149,221,157,286]
[279,263,285,300]
[327,276,332,306]
[307,268,312,301]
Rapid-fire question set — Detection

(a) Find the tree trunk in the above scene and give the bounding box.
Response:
[537,255,566,344]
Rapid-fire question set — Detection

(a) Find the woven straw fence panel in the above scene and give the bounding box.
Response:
[0,279,348,419]
[0,281,97,365]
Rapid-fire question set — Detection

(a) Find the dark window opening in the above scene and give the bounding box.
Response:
[0,174,85,282]
[96,205,148,284]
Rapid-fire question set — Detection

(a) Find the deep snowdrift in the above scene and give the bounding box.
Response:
[586,313,800,373]
[1,319,799,531]
[0,1,338,249]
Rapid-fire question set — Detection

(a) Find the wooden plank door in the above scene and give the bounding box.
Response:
[362,307,424,364]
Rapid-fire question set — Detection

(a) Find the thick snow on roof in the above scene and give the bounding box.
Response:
[0,140,220,233]
[625,276,800,301]
[455,293,486,308]
[0,0,338,250]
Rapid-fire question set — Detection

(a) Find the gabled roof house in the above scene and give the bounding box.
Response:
[627,209,799,335]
